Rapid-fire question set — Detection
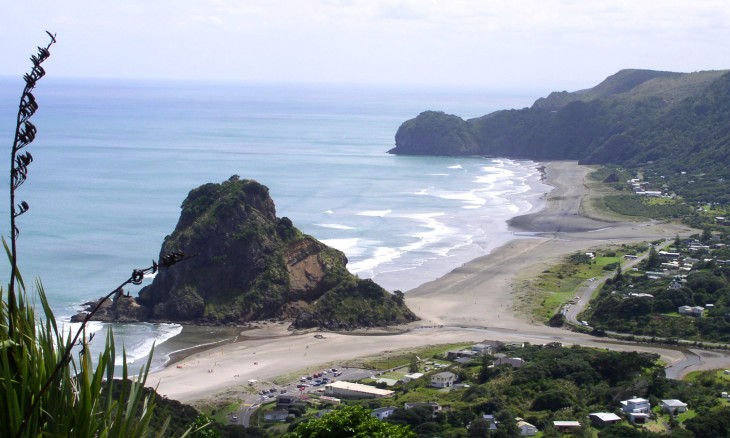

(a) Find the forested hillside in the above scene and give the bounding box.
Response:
[390,69,730,204]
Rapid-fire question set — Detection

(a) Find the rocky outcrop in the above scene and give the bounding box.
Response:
[75,176,417,329]
[390,111,480,156]
[71,294,150,323]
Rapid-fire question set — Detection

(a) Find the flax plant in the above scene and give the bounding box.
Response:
[1,34,203,437]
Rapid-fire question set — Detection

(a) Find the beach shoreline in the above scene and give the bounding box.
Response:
[150,161,730,404]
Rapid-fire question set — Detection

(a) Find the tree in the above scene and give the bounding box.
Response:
[409,354,419,373]
[613,263,624,284]
[700,227,712,243]
[284,405,414,438]
[645,246,660,270]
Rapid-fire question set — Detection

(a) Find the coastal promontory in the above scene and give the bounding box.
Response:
[74,176,417,330]
[389,69,730,193]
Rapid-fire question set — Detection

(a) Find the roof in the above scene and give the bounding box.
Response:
[432,371,456,378]
[325,381,394,396]
[624,397,650,404]
[553,421,581,427]
[517,420,536,428]
[662,399,688,407]
[372,406,396,414]
[590,412,622,422]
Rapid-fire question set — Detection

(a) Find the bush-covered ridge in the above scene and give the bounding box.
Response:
[77,176,417,329]
[390,69,730,204]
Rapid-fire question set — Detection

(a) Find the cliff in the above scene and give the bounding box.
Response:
[74,176,417,330]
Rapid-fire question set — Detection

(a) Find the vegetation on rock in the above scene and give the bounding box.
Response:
[87,176,419,329]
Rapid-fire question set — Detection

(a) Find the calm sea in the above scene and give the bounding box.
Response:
[0,77,547,369]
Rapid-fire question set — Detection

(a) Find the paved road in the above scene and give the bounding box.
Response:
[564,242,669,326]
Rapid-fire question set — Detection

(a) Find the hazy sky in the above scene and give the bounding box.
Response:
[3,1,729,92]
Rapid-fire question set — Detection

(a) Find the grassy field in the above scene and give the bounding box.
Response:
[344,343,471,371]
[518,245,647,321]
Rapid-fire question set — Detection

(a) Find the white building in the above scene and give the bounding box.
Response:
[661,399,688,414]
[430,371,456,388]
[371,406,396,420]
[324,381,394,399]
[517,420,538,436]
[678,306,705,316]
[621,397,651,414]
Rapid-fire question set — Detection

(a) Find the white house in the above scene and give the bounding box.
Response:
[402,372,424,382]
[431,371,456,388]
[553,421,581,433]
[589,412,622,426]
[661,399,688,414]
[517,419,538,436]
[324,381,394,399]
[371,406,396,420]
[482,414,498,430]
[678,306,705,316]
[628,412,651,424]
[471,343,493,354]
[621,397,651,414]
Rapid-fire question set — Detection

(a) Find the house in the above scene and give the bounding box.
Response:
[628,412,651,424]
[661,399,688,414]
[402,372,424,382]
[589,412,622,426]
[431,371,456,388]
[482,414,498,430]
[275,394,303,408]
[324,381,394,399]
[494,356,526,368]
[447,349,476,360]
[404,402,441,418]
[621,397,651,414]
[678,305,705,316]
[471,343,494,355]
[264,410,289,422]
[504,341,525,350]
[553,421,581,432]
[319,395,340,405]
[516,419,538,436]
[371,406,396,420]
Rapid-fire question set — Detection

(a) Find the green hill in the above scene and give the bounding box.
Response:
[390,69,730,203]
[75,176,418,330]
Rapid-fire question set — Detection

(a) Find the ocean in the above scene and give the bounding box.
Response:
[0,77,548,370]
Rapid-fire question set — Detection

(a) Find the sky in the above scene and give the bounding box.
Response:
[2,0,730,92]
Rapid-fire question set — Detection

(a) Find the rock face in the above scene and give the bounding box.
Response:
[78,176,417,329]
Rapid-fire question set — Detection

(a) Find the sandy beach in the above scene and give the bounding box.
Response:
[151,161,730,403]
